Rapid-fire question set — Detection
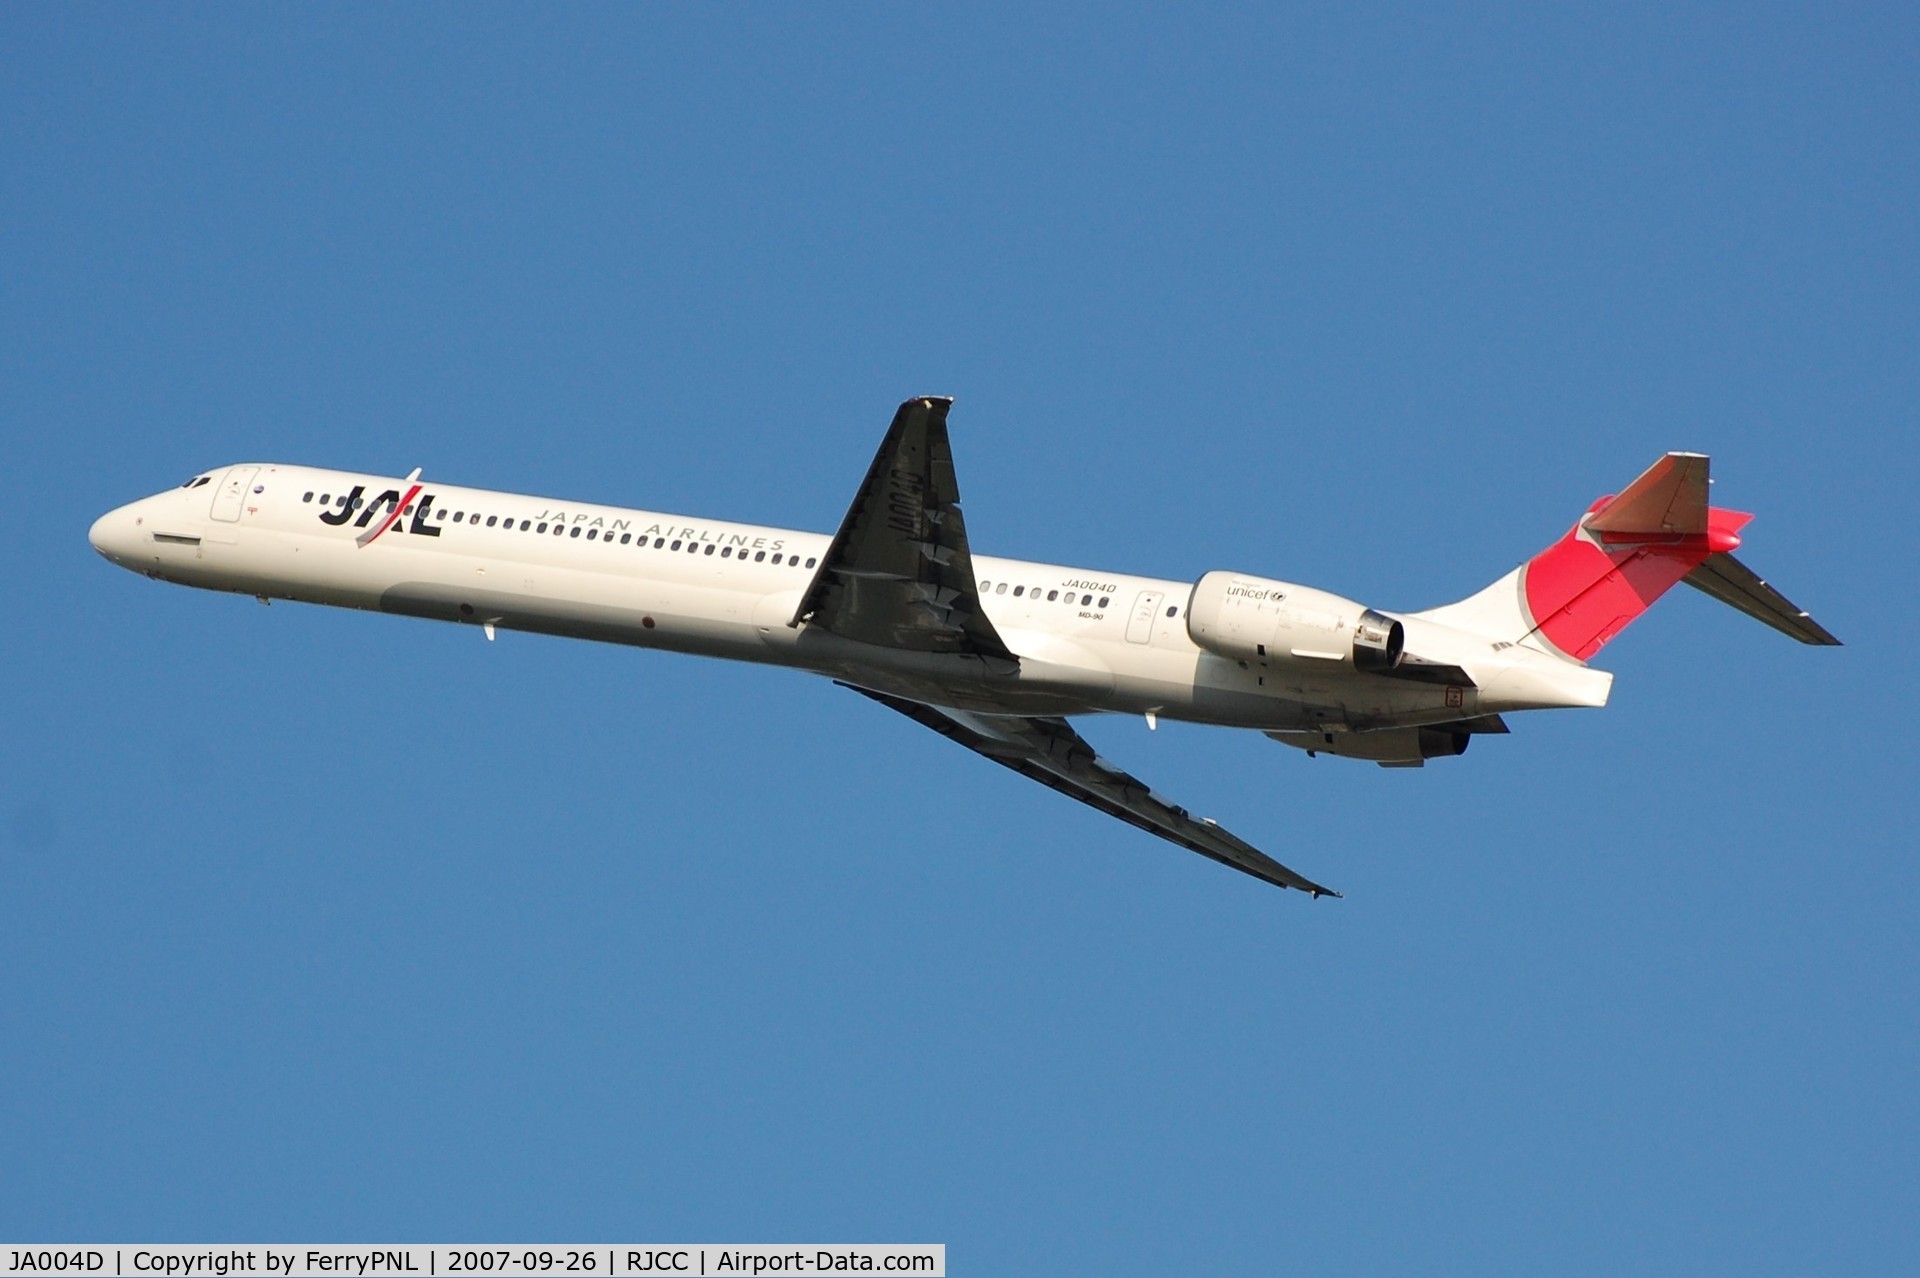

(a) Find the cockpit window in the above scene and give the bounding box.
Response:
[180,476,212,489]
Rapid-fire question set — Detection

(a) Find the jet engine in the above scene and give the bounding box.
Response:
[1186,571,1404,671]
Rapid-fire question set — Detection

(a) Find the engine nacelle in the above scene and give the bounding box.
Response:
[1186,571,1404,672]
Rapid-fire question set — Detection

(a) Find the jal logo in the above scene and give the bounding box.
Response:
[318,484,442,541]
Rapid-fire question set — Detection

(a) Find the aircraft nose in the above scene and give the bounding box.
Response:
[88,502,142,562]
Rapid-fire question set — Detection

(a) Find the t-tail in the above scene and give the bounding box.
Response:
[1417,452,1840,660]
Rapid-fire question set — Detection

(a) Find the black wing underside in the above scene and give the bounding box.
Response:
[810,398,1331,896]
[842,683,1339,897]
[792,397,1015,661]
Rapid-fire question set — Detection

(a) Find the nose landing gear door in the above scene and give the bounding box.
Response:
[1126,590,1165,644]
[210,466,258,523]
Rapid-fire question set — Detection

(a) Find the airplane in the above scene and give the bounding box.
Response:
[88,397,1839,897]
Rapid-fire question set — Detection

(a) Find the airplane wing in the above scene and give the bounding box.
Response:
[792,397,1017,662]
[842,683,1340,897]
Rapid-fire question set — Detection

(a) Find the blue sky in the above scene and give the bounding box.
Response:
[3,5,1914,1273]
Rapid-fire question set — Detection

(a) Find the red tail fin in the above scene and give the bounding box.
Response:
[1417,452,1838,656]
[1522,453,1747,660]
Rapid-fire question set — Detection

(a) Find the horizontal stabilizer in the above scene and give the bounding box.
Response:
[1585,452,1709,536]
[1683,553,1841,645]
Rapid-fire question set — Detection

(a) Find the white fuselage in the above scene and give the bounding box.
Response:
[89,463,1606,735]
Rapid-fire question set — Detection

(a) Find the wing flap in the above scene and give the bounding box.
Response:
[842,683,1338,897]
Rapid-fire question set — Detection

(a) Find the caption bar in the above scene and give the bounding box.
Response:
[0,1250,943,1278]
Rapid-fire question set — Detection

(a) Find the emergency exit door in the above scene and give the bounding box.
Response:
[1126,590,1165,644]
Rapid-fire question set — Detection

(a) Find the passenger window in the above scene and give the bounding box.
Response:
[302,492,313,503]
[755,551,765,562]
[1012,586,1024,597]
[570,527,582,538]
[704,544,715,555]
[1047,590,1059,602]
[537,523,548,533]
[553,524,564,535]
[1166,605,1178,617]
[319,494,330,505]
[1099,597,1111,608]
[1081,594,1092,606]
[995,582,1008,594]
[487,516,498,527]
[805,557,817,568]
[654,537,666,548]
[620,533,630,544]
[520,520,531,531]
[980,580,991,591]
[670,540,681,551]
[721,546,732,558]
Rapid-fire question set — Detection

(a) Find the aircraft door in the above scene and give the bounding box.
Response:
[1126,590,1164,644]
[209,466,257,523]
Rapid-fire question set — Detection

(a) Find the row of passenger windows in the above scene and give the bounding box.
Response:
[977,581,1183,619]
[300,492,818,568]
[290,492,1167,603]
[981,581,1112,609]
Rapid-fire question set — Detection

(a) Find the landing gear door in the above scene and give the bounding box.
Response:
[210,466,257,523]
[1126,590,1165,644]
